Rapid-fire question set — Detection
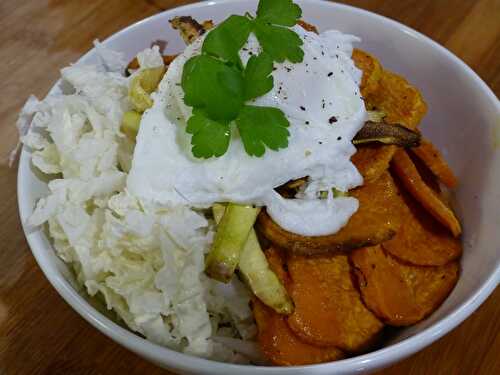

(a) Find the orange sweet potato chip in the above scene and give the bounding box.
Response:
[350,245,459,326]
[392,149,461,236]
[411,138,458,188]
[351,63,427,182]
[253,248,344,366]
[351,144,398,183]
[257,171,406,255]
[365,69,428,130]
[286,253,384,352]
[382,189,462,266]
[253,299,344,366]
[352,49,383,98]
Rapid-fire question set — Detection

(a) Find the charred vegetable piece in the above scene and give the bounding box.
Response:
[205,203,260,283]
[351,245,459,326]
[170,16,214,44]
[353,121,421,147]
[121,111,142,141]
[129,66,166,112]
[212,204,293,314]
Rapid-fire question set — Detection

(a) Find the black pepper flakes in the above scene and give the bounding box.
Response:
[329,116,338,124]
[305,121,310,125]
[337,136,342,141]
[328,72,333,77]
[300,106,306,111]
[318,141,323,145]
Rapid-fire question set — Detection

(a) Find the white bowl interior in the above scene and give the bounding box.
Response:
[18,1,500,374]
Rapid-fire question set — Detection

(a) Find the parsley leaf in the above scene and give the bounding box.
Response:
[182,55,245,121]
[236,105,290,157]
[202,15,253,68]
[186,109,231,158]
[253,20,304,63]
[256,0,302,27]
[243,52,274,100]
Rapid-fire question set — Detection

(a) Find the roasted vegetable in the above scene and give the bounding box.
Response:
[129,66,166,112]
[205,203,260,283]
[212,204,293,314]
[352,49,383,98]
[411,138,458,188]
[353,121,421,147]
[169,16,214,44]
[257,171,406,255]
[351,245,459,326]
[392,149,461,236]
[120,111,142,141]
[364,68,428,130]
[351,144,398,183]
[351,58,428,183]
[382,188,462,266]
[253,298,344,366]
[287,253,384,352]
[253,248,344,365]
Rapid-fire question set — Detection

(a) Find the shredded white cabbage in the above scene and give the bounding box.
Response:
[19,44,255,362]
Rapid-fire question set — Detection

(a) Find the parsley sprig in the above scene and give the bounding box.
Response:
[181,0,304,158]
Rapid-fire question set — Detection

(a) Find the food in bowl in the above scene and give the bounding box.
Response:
[16,0,463,366]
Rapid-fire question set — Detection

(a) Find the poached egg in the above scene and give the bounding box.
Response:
[127,26,367,236]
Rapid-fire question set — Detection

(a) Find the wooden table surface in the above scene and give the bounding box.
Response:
[0,0,499,374]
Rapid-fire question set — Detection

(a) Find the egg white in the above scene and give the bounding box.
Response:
[127,26,366,236]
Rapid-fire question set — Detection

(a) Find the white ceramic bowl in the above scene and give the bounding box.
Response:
[18,0,500,374]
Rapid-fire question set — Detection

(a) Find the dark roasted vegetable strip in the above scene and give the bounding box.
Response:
[170,16,214,44]
[353,121,421,147]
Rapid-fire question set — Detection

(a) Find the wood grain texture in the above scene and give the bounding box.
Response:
[0,0,498,374]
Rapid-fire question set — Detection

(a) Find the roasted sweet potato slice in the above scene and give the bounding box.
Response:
[392,149,461,236]
[253,248,344,366]
[350,245,459,326]
[365,68,427,130]
[257,171,407,255]
[382,189,462,266]
[351,65,427,182]
[352,144,398,183]
[253,299,344,366]
[411,138,458,188]
[352,49,383,98]
[286,254,384,352]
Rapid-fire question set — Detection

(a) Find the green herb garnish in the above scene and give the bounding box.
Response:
[181,0,303,159]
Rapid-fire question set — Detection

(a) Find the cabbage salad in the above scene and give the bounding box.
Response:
[18,42,257,362]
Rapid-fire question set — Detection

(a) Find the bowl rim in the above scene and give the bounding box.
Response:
[17,0,500,373]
